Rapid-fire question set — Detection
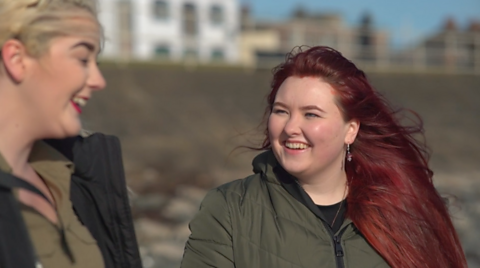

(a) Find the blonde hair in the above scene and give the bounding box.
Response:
[0,0,103,58]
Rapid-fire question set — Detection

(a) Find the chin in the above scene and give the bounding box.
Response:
[280,162,307,177]
[64,124,82,137]
[47,130,80,140]
[64,128,82,138]
[52,122,82,139]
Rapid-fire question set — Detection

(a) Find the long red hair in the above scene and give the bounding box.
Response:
[259,46,467,267]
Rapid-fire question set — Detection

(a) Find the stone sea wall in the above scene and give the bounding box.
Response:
[82,65,480,267]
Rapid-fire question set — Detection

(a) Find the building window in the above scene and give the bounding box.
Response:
[154,45,170,58]
[153,0,169,20]
[210,5,224,25]
[359,33,372,47]
[211,48,224,61]
[182,3,197,35]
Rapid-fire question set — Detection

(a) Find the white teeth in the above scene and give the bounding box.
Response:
[73,97,87,107]
[285,142,308,149]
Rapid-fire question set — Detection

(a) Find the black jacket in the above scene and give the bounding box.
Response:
[0,133,142,268]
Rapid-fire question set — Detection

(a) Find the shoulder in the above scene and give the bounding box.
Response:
[191,174,267,232]
[199,173,274,214]
[215,173,265,199]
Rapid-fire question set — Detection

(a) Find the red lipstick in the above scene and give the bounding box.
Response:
[71,100,82,114]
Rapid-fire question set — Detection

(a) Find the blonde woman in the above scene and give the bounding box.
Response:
[0,1,141,268]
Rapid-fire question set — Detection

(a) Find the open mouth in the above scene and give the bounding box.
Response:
[285,142,309,150]
[71,97,88,113]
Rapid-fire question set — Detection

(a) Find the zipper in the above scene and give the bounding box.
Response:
[333,230,346,268]
[322,221,347,268]
[292,179,347,268]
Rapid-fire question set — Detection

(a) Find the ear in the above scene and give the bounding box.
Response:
[1,39,28,83]
[344,119,360,144]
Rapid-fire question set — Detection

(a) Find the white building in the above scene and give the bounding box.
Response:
[98,0,240,63]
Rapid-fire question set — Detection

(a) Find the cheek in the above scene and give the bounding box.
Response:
[306,122,343,143]
[267,115,276,134]
[268,115,284,139]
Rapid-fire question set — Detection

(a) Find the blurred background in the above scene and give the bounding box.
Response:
[83,0,480,267]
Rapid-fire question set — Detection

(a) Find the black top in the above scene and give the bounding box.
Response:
[317,201,347,234]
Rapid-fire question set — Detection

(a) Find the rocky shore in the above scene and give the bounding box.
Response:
[130,172,480,268]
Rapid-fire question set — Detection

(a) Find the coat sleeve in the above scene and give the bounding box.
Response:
[180,188,234,268]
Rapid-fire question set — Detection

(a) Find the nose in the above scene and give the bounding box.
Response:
[87,63,106,91]
[283,114,302,136]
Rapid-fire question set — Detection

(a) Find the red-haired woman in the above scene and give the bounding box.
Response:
[180,46,467,268]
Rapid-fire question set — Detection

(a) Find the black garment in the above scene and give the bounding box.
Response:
[0,173,39,268]
[0,133,142,268]
[47,133,142,268]
[317,201,347,234]
[274,165,347,234]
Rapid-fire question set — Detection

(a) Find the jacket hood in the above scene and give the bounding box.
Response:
[252,150,274,173]
[252,150,284,184]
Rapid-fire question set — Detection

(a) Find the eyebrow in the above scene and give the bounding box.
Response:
[71,41,97,52]
[272,102,288,108]
[272,102,326,113]
[301,105,326,113]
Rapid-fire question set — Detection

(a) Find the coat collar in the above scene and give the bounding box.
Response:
[252,150,353,234]
[0,141,73,175]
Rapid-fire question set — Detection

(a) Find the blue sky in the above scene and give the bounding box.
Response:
[243,0,480,48]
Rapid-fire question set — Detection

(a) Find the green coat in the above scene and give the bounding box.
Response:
[181,151,390,268]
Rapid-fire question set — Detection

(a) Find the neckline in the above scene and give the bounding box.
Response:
[316,199,345,208]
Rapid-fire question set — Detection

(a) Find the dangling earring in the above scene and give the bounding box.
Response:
[346,144,352,162]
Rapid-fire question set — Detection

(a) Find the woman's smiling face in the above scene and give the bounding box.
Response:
[268,76,359,181]
[21,18,105,138]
